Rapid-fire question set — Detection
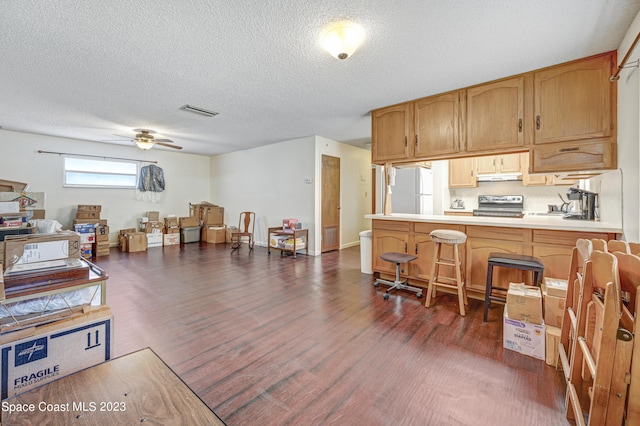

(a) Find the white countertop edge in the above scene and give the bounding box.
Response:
[365,213,622,234]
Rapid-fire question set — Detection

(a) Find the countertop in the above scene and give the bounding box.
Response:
[365,213,622,233]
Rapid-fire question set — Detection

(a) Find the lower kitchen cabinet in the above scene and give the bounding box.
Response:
[371,219,616,300]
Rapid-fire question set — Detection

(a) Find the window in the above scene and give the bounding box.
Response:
[64,157,138,188]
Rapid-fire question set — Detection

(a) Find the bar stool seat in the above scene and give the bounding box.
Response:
[374,252,422,299]
[483,252,544,322]
[425,229,468,316]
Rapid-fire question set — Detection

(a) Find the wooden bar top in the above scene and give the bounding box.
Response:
[1,348,225,425]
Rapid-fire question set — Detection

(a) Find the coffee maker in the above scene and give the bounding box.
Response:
[563,188,598,220]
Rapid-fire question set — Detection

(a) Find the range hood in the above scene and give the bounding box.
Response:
[476,173,522,182]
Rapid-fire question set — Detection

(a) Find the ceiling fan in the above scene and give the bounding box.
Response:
[108,129,183,150]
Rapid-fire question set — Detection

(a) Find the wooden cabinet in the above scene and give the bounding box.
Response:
[371,221,411,275]
[448,157,476,188]
[475,153,521,174]
[534,52,615,146]
[465,76,525,152]
[530,140,616,173]
[410,222,465,282]
[372,103,412,163]
[414,91,462,157]
[464,226,529,294]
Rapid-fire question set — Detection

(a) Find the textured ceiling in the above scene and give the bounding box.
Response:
[2,0,639,155]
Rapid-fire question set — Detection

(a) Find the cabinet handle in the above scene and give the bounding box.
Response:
[415,243,418,254]
[536,115,540,130]
[415,135,418,146]
[518,118,522,133]
[501,158,504,166]
[405,242,408,253]
[404,136,407,147]
[559,147,580,152]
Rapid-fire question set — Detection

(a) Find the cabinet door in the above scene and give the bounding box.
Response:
[372,103,412,163]
[534,53,614,145]
[475,156,497,174]
[414,91,461,157]
[411,223,465,282]
[448,157,477,188]
[530,140,616,173]
[465,239,524,294]
[498,153,521,173]
[372,230,410,275]
[466,76,525,152]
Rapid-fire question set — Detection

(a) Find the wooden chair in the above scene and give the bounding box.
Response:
[628,242,640,256]
[608,239,630,254]
[591,238,607,253]
[565,251,633,426]
[612,251,640,424]
[559,239,592,372]
[230,212,255,254]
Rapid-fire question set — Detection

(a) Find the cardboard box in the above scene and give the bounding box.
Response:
[164,217,178,228]
[544,277,568,298]
[146,233,163,248]
[79,233,95,244]
[0,179,28,193]
[200,206,224,225]
[0,192,45,210]
[73,218,107,226]
[127,232,147,252]
[141,222,163,234]
[74,223,96,234]
[95,225,109,243]
[164,226,180,234]
[179,216,199,228]
[545,325,561,366]
[75,211,100,220]
[0,307,113,399]
[25,209,45,220]
[503,306,546,361]
[201,226,226,243]
[146,211,160,222]
[77,205,101,213]
[544,293,566,328]
[181,226,201,243]
[3,232,80,267]
[163,233,180,246]
[506,283,543,325]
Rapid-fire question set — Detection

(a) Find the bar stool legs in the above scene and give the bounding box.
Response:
[425,230,468,316]
[373,252,422,299]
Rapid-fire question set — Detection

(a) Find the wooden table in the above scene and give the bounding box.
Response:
[1,348,225,425]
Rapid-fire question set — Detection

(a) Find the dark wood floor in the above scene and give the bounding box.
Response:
[93,242,569,425]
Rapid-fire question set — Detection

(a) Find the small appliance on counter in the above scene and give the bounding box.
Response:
[450,199,465,209]
[472,195,524,218]
[563,188,598,220]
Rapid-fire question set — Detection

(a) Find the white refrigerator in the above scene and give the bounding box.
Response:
[391,166,433,215]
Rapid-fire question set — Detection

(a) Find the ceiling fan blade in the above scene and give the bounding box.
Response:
[154,138,174,143]
[155,141,183,150]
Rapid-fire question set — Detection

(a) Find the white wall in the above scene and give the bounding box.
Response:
[315,136,371,249]
[210,136,316,251]
[0,130,211,243]
[617,11,640,241]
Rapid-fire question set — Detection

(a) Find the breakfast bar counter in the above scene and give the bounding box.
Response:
[365,213,620,301]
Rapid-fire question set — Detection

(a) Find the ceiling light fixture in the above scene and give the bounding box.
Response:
[135,140,154,150]
[321,21,365,60]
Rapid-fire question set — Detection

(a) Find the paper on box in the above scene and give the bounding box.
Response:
[545,326,561,366]
[544,293,566,328]
[503,305,546,361]
[506,283,543,325]
[544,277,568,298]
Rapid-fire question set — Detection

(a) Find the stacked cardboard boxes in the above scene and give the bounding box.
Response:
[190,202,226,244]
[164,216,180,246]
[503,283,545,361]
[139,212,163,248]
[73,205,109,258]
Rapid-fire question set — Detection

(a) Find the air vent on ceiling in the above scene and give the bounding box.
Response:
[179,104,218,117]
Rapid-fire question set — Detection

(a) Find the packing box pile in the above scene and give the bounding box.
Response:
[189,202,224,226]
[163,233,180,246]
[73,205,109,258]
[95,224,110,257]
[503,283,545,360]
[140,212,162,248]
[0,306,114,399]
[74,223,95,260]
[118,229,147,253]
[164,216,179,234]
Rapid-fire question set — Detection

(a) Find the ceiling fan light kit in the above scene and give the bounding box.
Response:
[321,21,365,60]
[136,140,155,150]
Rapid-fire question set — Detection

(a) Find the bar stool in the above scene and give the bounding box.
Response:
[373,252,422,299]
[483,252,544,322]
[425,229,468,316]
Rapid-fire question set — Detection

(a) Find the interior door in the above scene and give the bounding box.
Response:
[322,155,340,252]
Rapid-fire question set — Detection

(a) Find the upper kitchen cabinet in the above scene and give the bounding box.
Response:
[372,103,412,163]
[448,157,477,188]
[465,76,525,152]
[475,153,521,174]
[533,52,616,146]
[414,91,463,158]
